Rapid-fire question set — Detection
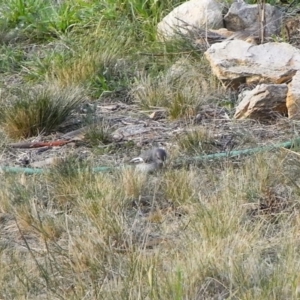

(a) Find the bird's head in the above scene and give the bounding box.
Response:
[154,148,167,164]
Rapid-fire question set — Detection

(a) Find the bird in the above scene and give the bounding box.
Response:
[130,147,167,173]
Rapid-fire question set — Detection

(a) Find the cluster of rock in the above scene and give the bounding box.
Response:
[157,0,300,120]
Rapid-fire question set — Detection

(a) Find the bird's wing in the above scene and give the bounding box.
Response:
[130,157,144,163]
[140,148,157,163]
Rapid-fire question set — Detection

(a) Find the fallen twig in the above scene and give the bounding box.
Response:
[9,140,73,149]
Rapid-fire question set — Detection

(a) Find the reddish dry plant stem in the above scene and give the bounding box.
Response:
[9,140,73,149]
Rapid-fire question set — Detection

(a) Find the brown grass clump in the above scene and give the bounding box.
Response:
[0,84,83,139]
[176,127,218,155]
[131,57,220,120]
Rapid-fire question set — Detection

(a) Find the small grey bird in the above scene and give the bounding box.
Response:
[130,147,167,173]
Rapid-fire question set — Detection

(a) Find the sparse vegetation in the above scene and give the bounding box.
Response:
[132,56,217,119]
[0,0,300,299]
[177,128,217,154]
[85,122,112,147]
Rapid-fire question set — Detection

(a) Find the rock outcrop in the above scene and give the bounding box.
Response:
[224,1,283,38]
[204,40,300,86]
[157,0,300,121]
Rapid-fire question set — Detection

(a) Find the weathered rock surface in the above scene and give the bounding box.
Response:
[193,28,259,49]
[112,125,152,141]
[205,40,300,86]
[224,1,283,38]
[286,71,300,119]
[157,0,223,40]
[208,28,258,43]
[234,84,288,120]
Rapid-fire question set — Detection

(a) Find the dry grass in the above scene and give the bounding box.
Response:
[176,127,218,155]
[85,122,113,147]
[0,84,83,139]
[1,0,300,299]
[131,56,220,119]
[1,149,300,299]
[43,25,133,98]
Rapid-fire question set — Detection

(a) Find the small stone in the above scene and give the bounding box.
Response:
[234,84,288,120]
[286,71,300,119]
[149,110,166,120]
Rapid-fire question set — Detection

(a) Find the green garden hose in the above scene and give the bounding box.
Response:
[2,138,300,174]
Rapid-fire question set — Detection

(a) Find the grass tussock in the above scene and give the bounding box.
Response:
[0,84,83,139]
[177,127,218,155]
[85,122,113,147]
[131,56,220,119]
[38,25,136,99]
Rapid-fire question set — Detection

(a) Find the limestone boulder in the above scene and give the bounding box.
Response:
[224,1,283,38]
[205,40,300,86]
[286,71,300,119]
[157,0,223,40]
[234,84,288,120]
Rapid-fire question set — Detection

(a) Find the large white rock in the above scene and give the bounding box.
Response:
[205,40,300,86]
[234,84,288,120]
[286,71,300,119]
[157,0,223,40]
